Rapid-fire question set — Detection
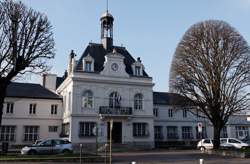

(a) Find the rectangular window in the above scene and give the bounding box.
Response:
[29,104,36,114]
[51,104,58,115]
[235,126,249,140]
[168,109,173,118]
[183,109,187,118]
[134,95,143,110]
[6,102,14,114]
[133,123,148,137]
[167,126,178,139]
[0,126,16,141]
[153,108,158,117]
[154,126,163,139]
[79,122,96,137]
[24,126,39,142]
[85,61,92,72]
[48,126,58,132]
[182,126,193,139]
[135,66,141,76]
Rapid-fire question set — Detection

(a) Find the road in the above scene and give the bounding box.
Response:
[112,150,250,163]
[3,150,250,164]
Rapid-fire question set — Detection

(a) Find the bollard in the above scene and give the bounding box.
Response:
[80,144,82,164]
[105,144,108,164]
[199,159,204,164]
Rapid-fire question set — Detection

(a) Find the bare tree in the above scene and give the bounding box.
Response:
[171,20,250,149]
[0,0,55,125]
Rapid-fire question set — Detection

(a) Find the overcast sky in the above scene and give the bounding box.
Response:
[20,0,250,92]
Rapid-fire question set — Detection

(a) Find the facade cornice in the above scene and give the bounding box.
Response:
[5,96,62,101]
[72,75,154,87]
[154,119,210,123]
[3,117,62,121]
[131,115,154,119]
[70,114,99,118]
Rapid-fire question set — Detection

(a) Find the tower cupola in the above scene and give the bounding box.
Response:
[100,11,114,51]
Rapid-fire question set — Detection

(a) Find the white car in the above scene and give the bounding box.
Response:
[197,138,249,151]
[197,139,214,151]
[220,138,249,149]
[21,138,73,155]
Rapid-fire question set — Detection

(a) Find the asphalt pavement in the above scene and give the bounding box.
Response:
[2,150,250,164]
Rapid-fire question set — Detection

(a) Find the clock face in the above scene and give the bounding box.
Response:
[111,63,118,71]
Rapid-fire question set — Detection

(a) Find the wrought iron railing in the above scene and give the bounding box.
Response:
[99,106,132,115]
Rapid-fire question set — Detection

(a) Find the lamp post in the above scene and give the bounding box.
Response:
[95,126,99,155]
[109,119,113,164]
[96,114,104,155]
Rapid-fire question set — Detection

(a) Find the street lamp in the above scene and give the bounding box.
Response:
[109,119,113,164]
[94,114,104,155]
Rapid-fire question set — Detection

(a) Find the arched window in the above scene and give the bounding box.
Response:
[82,90,93,108]
[134,93,143,110]
[109,92,121,108]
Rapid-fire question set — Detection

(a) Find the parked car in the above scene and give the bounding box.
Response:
[197,138,249,151]
[21,138,73,155]
[197,139,214,151]
[220,138,249,149]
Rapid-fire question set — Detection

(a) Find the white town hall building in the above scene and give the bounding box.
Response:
[1,11,250,149]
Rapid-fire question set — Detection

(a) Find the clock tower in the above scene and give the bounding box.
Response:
[100,10,114,51]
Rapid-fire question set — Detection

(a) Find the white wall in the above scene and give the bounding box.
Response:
[2,97,63,145]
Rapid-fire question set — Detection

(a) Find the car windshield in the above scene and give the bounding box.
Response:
[229,138,241,144]
[203,139,212,144]
[34,140,42,145]
[37,140,53,146]
[220,139,227,144]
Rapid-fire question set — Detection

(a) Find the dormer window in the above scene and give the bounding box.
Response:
[83,54,94,72]
[132,57,144,77]
[85,61,92,72]
[135,66,141,76]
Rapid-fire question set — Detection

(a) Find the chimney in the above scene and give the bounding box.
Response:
[42,74,57,91]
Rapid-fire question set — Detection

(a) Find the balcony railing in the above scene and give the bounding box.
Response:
[99,106,132,116]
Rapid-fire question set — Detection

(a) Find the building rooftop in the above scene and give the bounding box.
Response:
[153,91,191,106]
[75,43,149,77]
[6,82,62,100]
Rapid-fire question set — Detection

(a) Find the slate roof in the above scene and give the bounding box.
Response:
[75,43,149,77]
[56,76,65,89]
[227,115,250,125]
[6,82,62,100]
[153,92,192,106]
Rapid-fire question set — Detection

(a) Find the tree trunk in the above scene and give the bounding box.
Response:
[0,81,8,126]
[213,125,222,149]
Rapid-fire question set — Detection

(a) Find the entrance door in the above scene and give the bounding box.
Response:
[107,122,122,143]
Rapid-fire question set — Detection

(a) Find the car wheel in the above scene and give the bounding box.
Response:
[241,146,246,150]
[200,146,206,152]
[28,150,37,155]
[62,149,71,154]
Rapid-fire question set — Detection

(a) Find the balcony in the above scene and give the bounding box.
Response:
[99,106,132,116]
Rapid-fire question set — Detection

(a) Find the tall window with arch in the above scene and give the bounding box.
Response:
[134,93,143,110]
[82,90,93,109]
[109,92,121,108]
